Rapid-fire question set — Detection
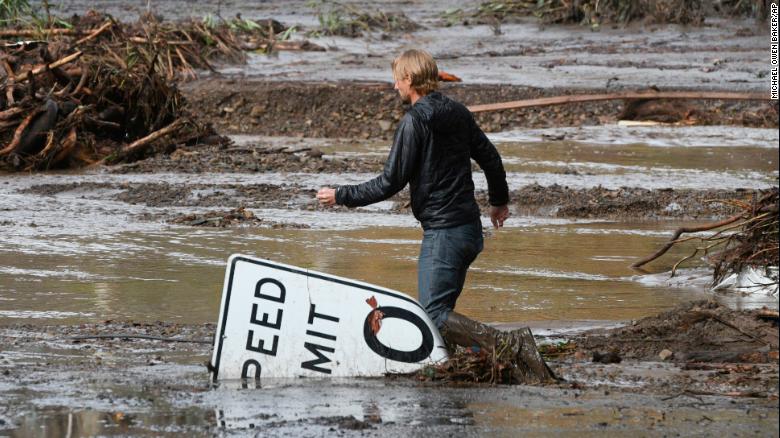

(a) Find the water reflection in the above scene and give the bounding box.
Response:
[10,408,216,437]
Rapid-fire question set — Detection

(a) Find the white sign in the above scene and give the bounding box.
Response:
[210,255,448,380]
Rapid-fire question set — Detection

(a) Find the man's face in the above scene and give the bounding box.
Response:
[394,76,413,104]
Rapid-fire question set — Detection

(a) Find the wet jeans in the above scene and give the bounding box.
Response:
[418,219,484,328]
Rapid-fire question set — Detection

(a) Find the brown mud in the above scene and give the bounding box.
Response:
[575,300,779,364]
[183,80,778,140]
[18,179,760,223]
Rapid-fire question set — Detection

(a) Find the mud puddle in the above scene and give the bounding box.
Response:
[1,320,777,436]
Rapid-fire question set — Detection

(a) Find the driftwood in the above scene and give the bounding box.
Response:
[467,91,771,113]
[105,119,185,164]
[0,28,80,37]
[13,51,83,82]
[63,334,211,344]
[74,20,114,46]
[632,190,778,292]
[1,21,221,171]
[631,214,743,268]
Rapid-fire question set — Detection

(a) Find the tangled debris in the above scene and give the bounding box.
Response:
[633,188,779,291]
[170,206,262,227]
[0,10,331,171]
[308,0,419,37]
[447,0,769,27]
[0,16,226,170]
[712,189,779,287]
[415,346,519,384]
[169,207,310,229]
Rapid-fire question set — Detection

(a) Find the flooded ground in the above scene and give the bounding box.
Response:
[2,1,779,435]
[2,125,776,324]
[2,126,778,437]
[53,1,767,91]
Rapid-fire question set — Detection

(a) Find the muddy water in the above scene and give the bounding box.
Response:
[0,221,713,325]
[2,125,777,325]
[1,125,778,436]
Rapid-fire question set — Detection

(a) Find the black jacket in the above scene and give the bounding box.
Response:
[335,92,509,230]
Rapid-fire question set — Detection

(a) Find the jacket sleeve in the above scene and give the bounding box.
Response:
[469,114,509,206]
[335,115,422,207]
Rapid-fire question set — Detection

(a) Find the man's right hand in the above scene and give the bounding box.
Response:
[317,187,337,206]
[490,204,510,228]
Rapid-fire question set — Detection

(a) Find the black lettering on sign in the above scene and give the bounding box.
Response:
[300,303,340,374]
[255,278,286,302]
[246,330,278,356]
[363,306,434,363]
[306,330,337,341]
[308,303,339,324]
[241,359,262,380]
[300,342,335,374]
[250,304,282,330]
[245,277,286,357]
[241,359,261,389]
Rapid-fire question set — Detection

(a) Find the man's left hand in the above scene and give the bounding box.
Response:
[317,187,337,206]
[490,204,510,228]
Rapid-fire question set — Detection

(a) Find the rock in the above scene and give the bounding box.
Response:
[249,105,266,117]
[306,148,323,159]
[658,349,674,361]
[592,350,621,364]
[378,120,393,131]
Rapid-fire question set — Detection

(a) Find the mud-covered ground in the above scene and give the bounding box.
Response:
[17,177,761,224]
[2,1,778,436]
[183,81,777,140]
[1,301,776,435]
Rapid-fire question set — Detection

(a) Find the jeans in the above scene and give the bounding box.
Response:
[418,219,484,328]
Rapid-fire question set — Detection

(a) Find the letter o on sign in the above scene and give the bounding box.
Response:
[362,306,434,363]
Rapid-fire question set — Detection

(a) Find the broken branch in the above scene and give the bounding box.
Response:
[13,51,83,83]
[631,214,744,268]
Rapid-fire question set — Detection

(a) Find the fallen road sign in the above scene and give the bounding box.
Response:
[210,254,448,380]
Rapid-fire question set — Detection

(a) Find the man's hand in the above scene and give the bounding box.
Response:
[490,204,510,229]
[317,187,337,206]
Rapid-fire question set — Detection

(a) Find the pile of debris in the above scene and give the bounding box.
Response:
[712,188,779,289]
[577,300,778,364]
[633,187,779,294]
[0,14,200,170]
[169,207,311,229]
[0,11,329,171]
[308,1,419,37]
[416,346,519,384]
[454,0,768,27]
[169,207,263,227]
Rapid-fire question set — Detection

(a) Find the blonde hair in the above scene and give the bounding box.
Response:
[391,49,439,95]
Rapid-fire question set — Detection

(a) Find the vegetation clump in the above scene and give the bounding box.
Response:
[307,0,419,37]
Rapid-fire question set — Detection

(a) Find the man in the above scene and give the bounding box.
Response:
[317,49,554,383]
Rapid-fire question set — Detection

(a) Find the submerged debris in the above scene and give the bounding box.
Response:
[169,207,310,229]
[170,206,262,227]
